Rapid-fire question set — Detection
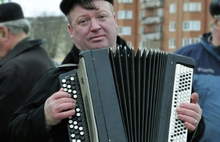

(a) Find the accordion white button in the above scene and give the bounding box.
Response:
[62,79,66,83]
[71,134,75,138]
[68,89,72,93]
[73,121,77,125]
[69,120,73,124]
[80,131,84,135]
[70,77,75,81]
[70,124,74,129]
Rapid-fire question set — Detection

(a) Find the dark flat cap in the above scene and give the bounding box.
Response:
[60,0,113,16]
[209,0,220,17]
[0,2,24,23]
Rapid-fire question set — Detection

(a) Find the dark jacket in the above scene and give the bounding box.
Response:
[62,36,130,64]
[8,36,204,142]
[0,37,55,142]
[8,36,129,142]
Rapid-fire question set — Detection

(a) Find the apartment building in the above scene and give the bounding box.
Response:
[114,0,141,52]
[114,0,212,52]
[163,0,212,52]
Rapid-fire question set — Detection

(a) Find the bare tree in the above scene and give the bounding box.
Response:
[29,14,73,61]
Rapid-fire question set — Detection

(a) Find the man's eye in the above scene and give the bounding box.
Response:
[79,20,86,24]
[98,15,107,19]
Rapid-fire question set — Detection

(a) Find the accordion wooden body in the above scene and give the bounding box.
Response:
[59,48,195,142]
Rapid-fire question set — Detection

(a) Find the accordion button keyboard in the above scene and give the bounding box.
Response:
[60,73,90,142]
[168,64,193,142]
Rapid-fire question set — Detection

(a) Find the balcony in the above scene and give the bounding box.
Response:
[141,32,163,40]
[142,1,164,9]
[141,16,163,25]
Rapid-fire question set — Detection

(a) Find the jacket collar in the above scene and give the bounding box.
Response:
[61,36,129,64]
[0,37,45,67]
[201,32,220,61]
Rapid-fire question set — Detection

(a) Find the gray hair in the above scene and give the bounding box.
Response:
[0,19,31,36]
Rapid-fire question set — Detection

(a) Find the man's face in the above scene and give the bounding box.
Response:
[68,1,118,51]
[0,42,8,60]
[0,27,7,59]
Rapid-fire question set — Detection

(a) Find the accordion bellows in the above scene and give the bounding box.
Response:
[59,47,195,142]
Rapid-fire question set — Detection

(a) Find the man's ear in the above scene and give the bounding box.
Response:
[213,17,220,29]
[113,13,118,28]
[0,26,9,41]
[67,24,73,38]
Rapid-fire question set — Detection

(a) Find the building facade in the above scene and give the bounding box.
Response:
[114,0,141,52]
[114,0,212,52]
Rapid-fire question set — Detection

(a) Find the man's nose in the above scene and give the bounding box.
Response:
[90,19,101,31]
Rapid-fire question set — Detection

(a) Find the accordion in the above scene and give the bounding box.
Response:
[59,48,195,142]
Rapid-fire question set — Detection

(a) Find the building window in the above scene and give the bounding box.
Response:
[118,26,132,35]
[151,9,155,16]
[183,2,201,12]
[183,21,201,31]
[126,41,132,47]
[139,41,147,49]
[169,4,176,13]
[182,38,200,46]
[169,22,176,32]
[139,26,145,34]
[118,0,133,3]
[157,25,162,32]
[140,10,146,19]
[118,10,133,19]
[151,26,155,32]
[169,38,176,49]
[157,8,163,16]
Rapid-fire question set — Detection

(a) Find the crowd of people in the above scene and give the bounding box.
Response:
[0,0,219,141]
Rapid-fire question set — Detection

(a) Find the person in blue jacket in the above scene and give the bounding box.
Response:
[174,0,220,141]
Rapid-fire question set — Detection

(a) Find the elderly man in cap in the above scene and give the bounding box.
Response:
[175,0,220,141]
[8,0,204,141]
[0,2,55,142]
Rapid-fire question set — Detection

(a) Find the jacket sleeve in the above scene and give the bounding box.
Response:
[187,116,205,142]
[8,69,61,142]
[0,71,29,141]
[8,105,52,142]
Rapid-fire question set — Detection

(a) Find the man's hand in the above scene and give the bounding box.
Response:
[44,88,76,127]
[176,92,202,132]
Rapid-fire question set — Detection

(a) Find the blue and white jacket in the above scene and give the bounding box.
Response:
[175,33,220,142]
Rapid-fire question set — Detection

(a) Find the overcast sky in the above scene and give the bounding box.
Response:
[11,0,63,17]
